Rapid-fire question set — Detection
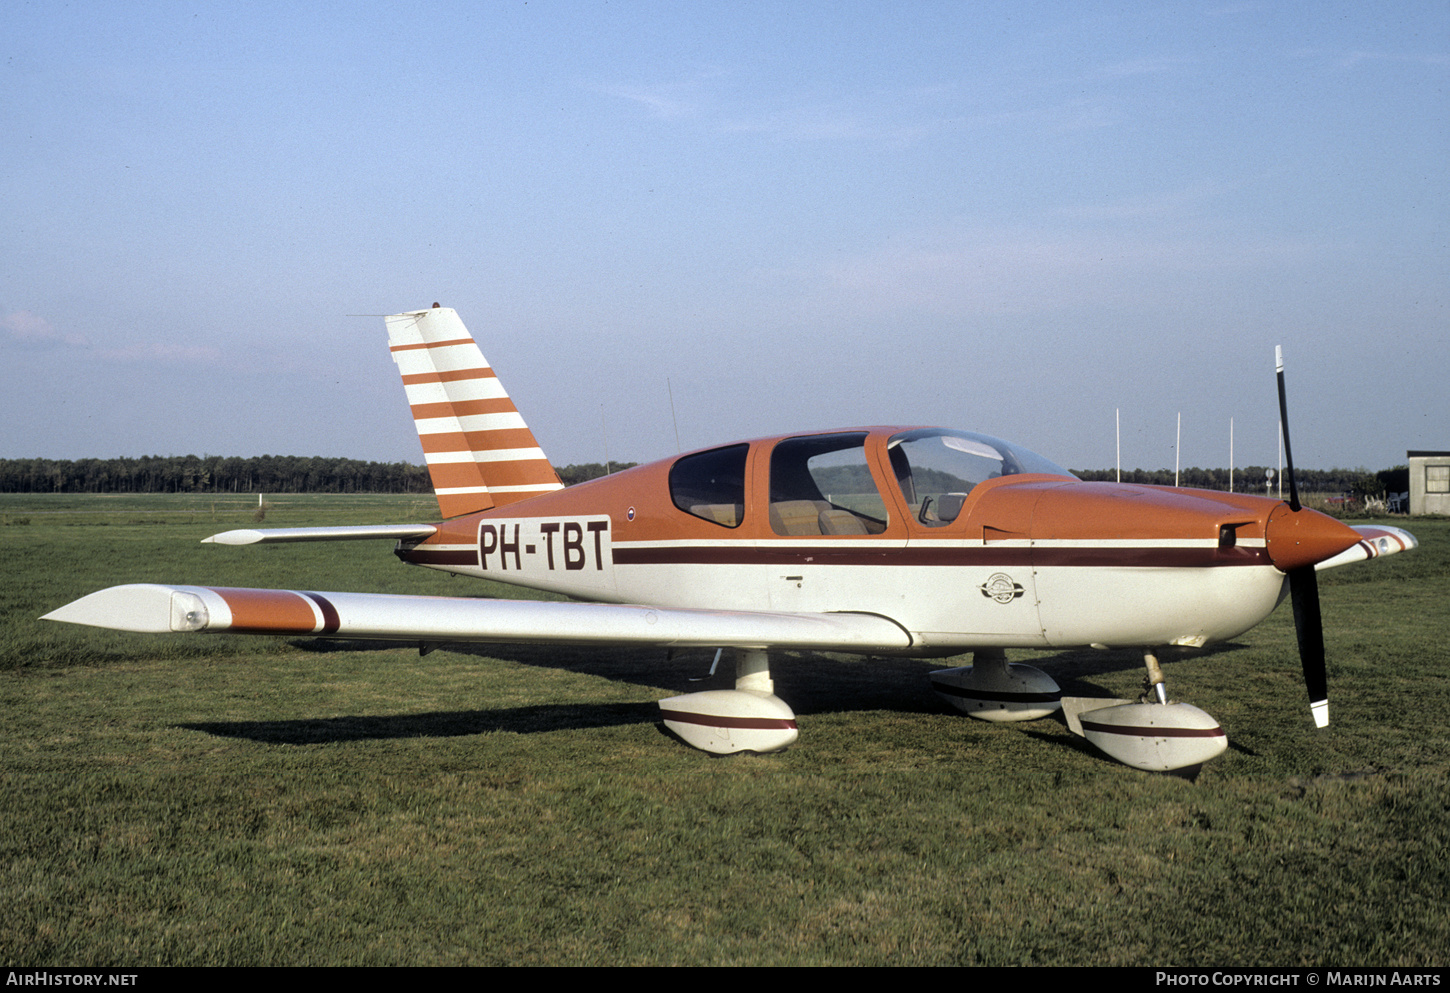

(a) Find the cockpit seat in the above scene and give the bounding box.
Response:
[818,509,870,535]
[770,500,831,535]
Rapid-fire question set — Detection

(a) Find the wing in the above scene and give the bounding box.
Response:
[1315,524,1418,571]
[41,584,913,652]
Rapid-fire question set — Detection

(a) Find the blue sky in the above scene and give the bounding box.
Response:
[4,1,1446,474]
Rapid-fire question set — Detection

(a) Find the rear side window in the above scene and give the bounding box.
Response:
[670,444,749,528]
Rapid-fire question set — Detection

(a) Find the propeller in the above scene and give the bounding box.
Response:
[1275,346,1330,728]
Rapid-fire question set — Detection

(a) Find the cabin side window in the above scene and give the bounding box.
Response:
[670,444,749,528]
[768,433,889,536]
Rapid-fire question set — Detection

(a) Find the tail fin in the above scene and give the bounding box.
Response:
[386,306,563,518]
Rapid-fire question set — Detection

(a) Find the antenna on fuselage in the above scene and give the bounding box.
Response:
[601,405,612,476]
[667,378,682,454]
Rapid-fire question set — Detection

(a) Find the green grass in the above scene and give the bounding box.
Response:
[2,495,1447,965]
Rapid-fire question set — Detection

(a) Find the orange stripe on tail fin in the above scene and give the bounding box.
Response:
[385,307,563,518]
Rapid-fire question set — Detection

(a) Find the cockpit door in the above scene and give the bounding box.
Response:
[885,430,1047,647]
[762,432,906,613]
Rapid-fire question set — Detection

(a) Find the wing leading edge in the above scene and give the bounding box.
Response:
[42,584,914,652]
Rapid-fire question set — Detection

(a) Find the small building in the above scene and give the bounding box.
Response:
[1408,451,1450,516]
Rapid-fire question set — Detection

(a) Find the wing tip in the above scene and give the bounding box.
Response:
[42,584,184,633]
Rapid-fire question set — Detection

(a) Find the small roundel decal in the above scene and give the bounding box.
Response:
[979,573,1025,604]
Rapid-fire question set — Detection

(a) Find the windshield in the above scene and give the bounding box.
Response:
[886,428,1075,527]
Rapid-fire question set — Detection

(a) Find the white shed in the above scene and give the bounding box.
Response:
[1408,451,1450,516]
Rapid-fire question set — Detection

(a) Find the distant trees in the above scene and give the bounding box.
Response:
[0,455,1403,501]
[1072,465,1403,500]
[557,462,638,486]
[0,456,634,494]
[0,455,435,494]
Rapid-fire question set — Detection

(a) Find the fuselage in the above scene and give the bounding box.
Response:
[395,426,1354,656]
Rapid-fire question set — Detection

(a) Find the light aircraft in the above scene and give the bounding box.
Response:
[44,307,1418,771]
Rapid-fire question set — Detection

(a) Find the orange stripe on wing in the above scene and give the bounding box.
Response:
[210,588,319,634]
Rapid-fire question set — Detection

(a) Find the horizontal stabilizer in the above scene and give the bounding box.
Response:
[43,584,914,652]
[202,525,438,546]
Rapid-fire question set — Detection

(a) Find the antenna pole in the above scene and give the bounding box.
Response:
[1175,412,1181,488]
[601,405,611,476]
[668,378,682,454]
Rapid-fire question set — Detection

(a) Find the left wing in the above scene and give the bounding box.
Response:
[42,584,914,652]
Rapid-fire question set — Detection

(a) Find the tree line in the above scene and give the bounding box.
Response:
[0,455,638,494]
[1071,465,1410,499]
[0,454,1404,498]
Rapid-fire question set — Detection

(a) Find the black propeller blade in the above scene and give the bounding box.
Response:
[1276,346,1329,728]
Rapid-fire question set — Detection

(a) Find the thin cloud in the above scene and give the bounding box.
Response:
[593,66,731,119]
[2,311,220,363]
[2,311,89,349]
[597,83,694,119]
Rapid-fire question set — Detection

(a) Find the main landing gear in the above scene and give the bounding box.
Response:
[658,646,1227,772]
[658,649,799,754]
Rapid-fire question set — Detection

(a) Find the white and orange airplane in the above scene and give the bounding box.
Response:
[44,306,1418,771]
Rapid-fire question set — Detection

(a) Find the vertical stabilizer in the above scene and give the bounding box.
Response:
[386,307,563,518]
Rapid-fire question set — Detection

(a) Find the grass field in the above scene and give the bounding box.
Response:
[2,494,1447,966]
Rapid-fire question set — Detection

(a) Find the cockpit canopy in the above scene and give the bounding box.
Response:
[887,428,1076,527]
[669,427,1075,532]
